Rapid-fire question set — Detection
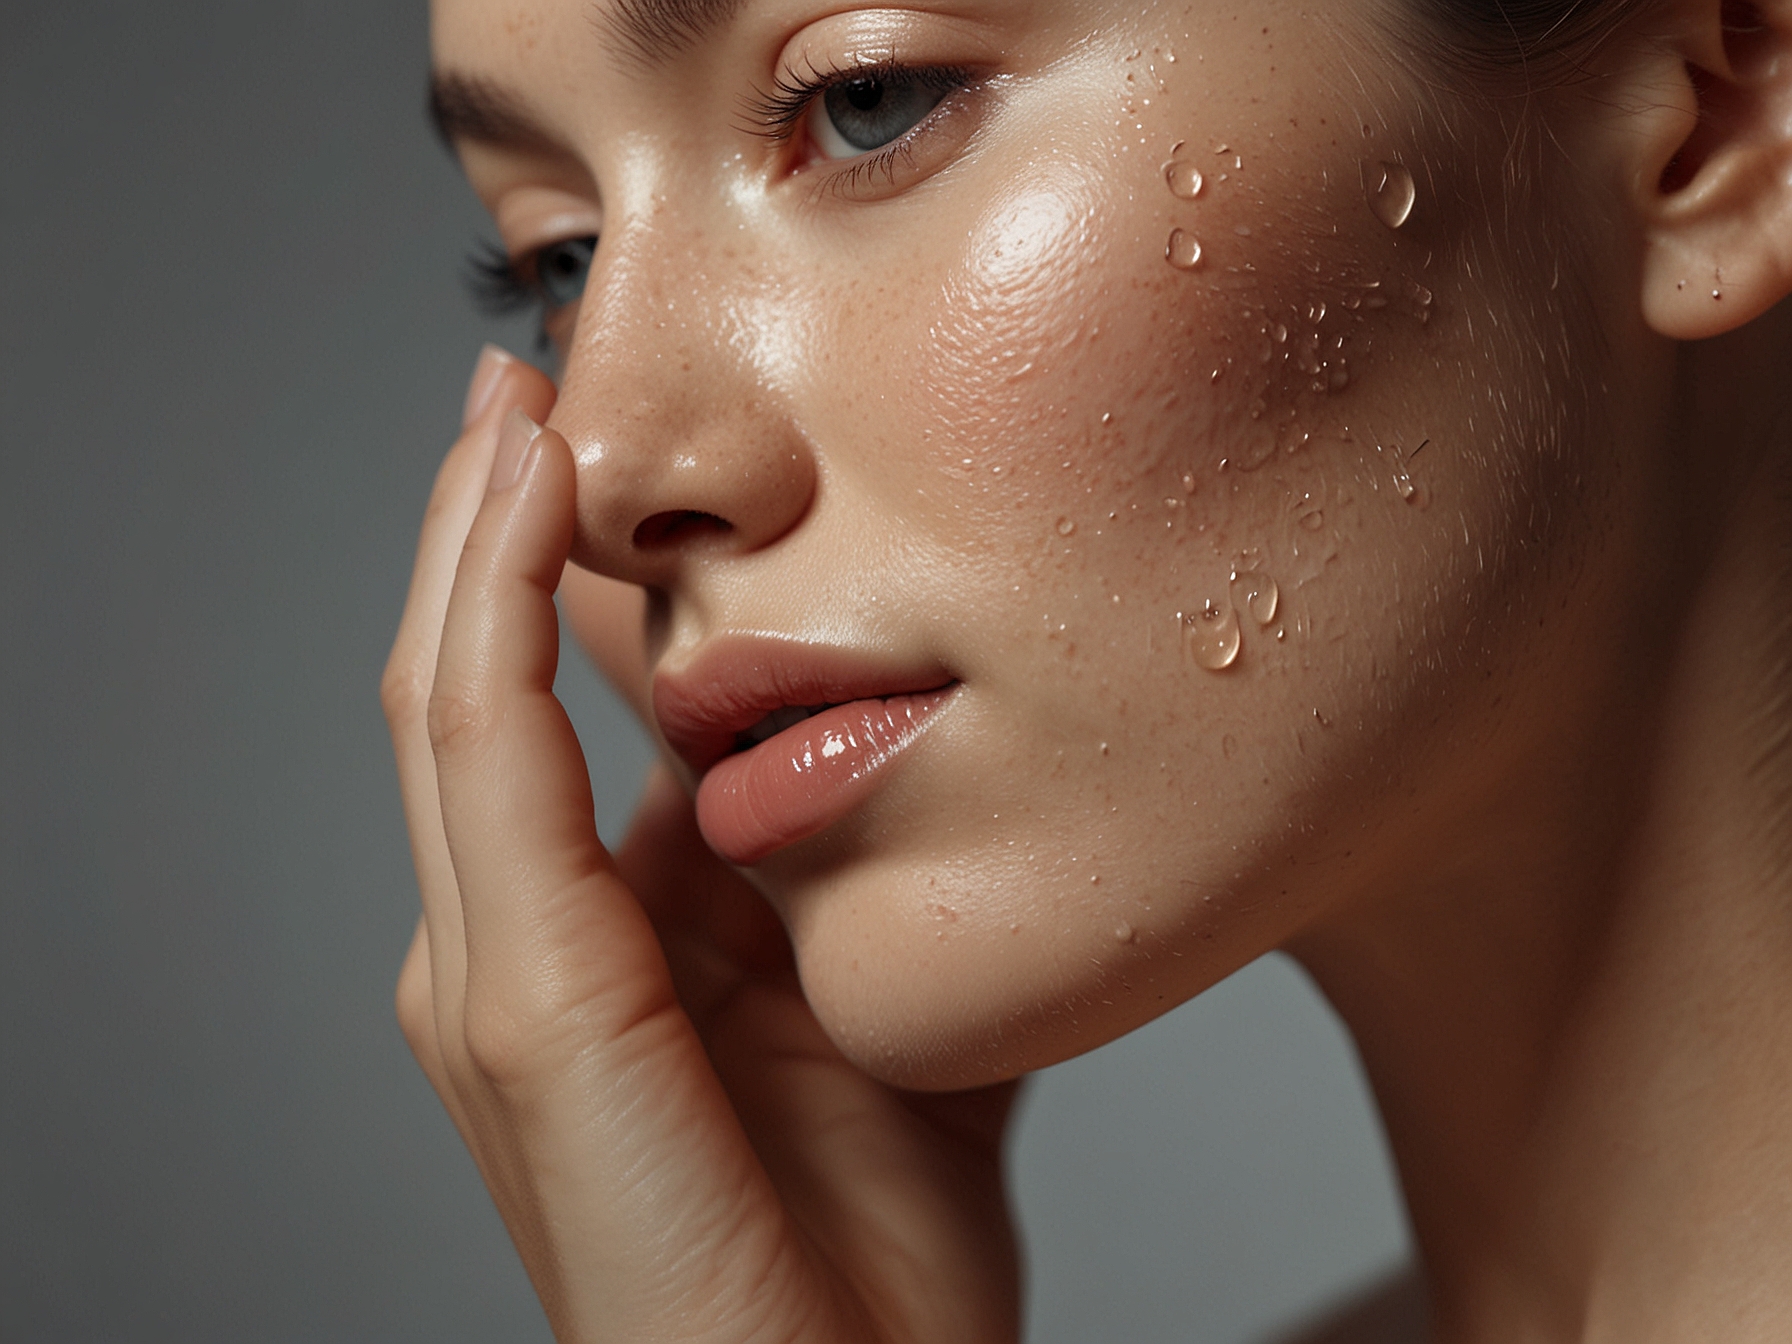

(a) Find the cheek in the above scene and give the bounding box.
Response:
[904,126,1445,633]
[917,172,1103,464]
[777,41,1637,1088]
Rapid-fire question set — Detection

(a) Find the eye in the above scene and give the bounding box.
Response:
[467,234,598,352]
[531,235,597,310]
[806,70,954,159]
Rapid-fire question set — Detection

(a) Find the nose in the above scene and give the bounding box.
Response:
[549,228,817,589]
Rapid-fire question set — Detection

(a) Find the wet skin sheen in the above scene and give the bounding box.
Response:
[431,0,1682,1089]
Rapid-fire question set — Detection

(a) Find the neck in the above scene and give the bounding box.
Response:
[1291,313,1792,1344]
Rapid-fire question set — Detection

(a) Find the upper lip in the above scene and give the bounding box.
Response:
[653,636,957,776]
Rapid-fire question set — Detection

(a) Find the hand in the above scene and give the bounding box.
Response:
[381,347,1022,1343]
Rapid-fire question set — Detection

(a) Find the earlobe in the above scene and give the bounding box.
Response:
[1640,0,1792,339]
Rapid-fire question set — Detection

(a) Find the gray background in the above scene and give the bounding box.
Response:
[0,3,1408,1339]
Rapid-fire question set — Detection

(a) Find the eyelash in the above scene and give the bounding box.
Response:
[744,56,968,137]
[468,239,534,314]
[466,238,579,350]
[742,56,975,191]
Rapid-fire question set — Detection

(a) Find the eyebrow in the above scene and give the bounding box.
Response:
[428,73,564,152]
[597,0,743,67]
[428,0,742,151]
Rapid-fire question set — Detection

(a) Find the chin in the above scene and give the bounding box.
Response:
[768,840,1275,1092]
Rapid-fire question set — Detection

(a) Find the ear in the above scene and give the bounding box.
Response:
[1638,0,1792,339]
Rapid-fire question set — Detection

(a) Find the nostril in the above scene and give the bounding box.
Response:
[634,510,734,550]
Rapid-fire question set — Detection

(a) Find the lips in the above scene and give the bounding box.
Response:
[654,640,957,866]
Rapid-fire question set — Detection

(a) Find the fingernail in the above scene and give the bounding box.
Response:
[462,344,515,429]
[489,409,541,494]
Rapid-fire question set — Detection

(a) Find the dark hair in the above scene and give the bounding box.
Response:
[1424,0,1657,76]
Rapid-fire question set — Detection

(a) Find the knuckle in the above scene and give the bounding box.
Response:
[460,995,571,1092]
[459,963,685,1098]
[379,655,430,732]
[426,680,497,758]
[395,956,436,1059]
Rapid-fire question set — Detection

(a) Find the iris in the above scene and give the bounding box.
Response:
[534,235,596,310]
[813,73,949,156]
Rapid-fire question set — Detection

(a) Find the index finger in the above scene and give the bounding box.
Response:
[382,349,557,1036]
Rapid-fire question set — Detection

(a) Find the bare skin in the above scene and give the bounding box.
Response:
[1291,310,1792,1343]
[384,0,1792,1338]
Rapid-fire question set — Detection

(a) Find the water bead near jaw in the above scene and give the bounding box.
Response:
[1366,161,1416,230]
[1113,921,1136,945]
[1164,159,1204,200]
[1166,229,1203,270]
[1185,598,1242,671]
[1057,516,1077,536]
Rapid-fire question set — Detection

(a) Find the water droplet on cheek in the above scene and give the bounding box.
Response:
[1365,161,1416,230]
[1114,921,1136,944]
[1057,516,1077,536]
[1184,599,1242,670]
[1231,569,1279,625]
[1164,159,1204,199]
[1166,228,1203,270]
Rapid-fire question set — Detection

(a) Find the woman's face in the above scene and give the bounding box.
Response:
[431,0,1675,1086]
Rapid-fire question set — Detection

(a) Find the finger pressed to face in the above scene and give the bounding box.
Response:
[383,356,558,1048]
[430,0,1682,1086]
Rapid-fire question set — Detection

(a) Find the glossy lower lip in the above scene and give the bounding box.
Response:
[695,687,956,866]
